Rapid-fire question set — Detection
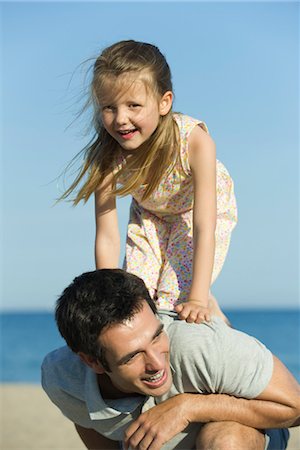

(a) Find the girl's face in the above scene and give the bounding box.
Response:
[98,73,173,152]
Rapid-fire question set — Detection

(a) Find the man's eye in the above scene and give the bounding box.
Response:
[154,330,164,341]
[123,353,139,365]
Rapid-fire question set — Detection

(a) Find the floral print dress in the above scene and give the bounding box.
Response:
[118,114,237,310]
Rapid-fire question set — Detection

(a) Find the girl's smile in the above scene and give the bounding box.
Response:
[99,74,172,151]
[117,128,138,141]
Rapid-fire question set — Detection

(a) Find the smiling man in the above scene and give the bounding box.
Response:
[41,269,300,449]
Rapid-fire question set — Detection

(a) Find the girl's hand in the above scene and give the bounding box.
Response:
[175,301,211,323]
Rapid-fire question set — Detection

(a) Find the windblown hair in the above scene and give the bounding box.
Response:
[61,40,180,204]
[55,269,156,369]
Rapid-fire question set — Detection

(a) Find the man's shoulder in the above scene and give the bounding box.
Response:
[41,347,101,430]
[167,316,269,357]
[166,316,273,399]
[41,346,87,390]
[167,317,227,348]
[42,345,78,369]
[166,316,259,370]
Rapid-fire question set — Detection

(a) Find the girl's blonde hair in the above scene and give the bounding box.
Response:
[62,40,180,204]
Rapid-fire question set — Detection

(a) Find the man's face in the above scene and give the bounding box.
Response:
[99,301,173,397]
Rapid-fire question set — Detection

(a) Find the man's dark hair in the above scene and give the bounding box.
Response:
[55,269,156,369]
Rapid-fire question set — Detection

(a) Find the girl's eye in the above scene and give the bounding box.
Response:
[102,106,114,112]
[129,104,141,108]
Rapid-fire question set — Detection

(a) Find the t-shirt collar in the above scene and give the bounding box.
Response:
[84,367,146,420]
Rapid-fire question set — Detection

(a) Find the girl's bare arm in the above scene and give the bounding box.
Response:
[95,172,120,269]
[176,125,216,322]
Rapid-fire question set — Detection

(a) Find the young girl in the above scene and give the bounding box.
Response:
[63,40,237,323]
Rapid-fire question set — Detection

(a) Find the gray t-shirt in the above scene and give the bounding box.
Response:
[41,316,273,449]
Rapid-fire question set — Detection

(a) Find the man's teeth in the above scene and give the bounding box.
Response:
[145,370,164,382]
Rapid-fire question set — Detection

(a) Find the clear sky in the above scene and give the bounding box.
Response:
[1,1,299,311]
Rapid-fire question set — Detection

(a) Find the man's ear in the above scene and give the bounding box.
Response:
[78,352,105,374]
[159,91,173,116]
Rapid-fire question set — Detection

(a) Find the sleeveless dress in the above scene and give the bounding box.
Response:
[118,114,237,310]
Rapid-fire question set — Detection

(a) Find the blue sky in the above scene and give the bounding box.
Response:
[1,1,299,310]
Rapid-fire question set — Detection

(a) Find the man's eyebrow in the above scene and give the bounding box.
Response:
[117,323,165,366]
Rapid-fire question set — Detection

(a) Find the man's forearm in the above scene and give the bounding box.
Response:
[124,388,299,450]
[182,393,300,429]
[183,355,300,429]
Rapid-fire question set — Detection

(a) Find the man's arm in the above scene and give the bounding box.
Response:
[124,356,300,450]
[185,356,300,429]
[75,424,119,450]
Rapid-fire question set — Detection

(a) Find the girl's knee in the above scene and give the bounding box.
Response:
[208,294,231,325]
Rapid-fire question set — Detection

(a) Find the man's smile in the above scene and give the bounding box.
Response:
[99,301,173,397]
[142,369,168,388]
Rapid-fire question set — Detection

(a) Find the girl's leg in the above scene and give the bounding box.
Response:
[211,221,232,284]
[156,215,193,308]
[212,159,238,284]
[208,292,231,325]
[124,202,169,301]
[158,211,231,321]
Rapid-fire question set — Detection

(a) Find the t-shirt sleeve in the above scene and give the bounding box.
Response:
[41,347,145,441]
[168,318,274,399]
[41,347,94,428]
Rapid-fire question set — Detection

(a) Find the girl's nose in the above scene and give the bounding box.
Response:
[115,108,129,126]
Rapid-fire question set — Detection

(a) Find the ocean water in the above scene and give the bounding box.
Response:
[0,309,299,383]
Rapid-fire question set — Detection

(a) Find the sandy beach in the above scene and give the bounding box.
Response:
[1,384,299,449]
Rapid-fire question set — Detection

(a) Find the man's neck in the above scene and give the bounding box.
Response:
[97,374,143,400]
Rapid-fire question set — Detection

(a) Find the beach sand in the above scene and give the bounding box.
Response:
[1,384,299,449]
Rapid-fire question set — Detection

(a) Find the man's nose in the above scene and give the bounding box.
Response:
[144,350,164,372]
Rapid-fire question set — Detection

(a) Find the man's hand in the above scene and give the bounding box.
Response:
[124,395,190,450]
[175,301,211,323]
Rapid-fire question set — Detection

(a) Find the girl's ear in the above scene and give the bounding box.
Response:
[159,91,173,116]
[78,352,106,374]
